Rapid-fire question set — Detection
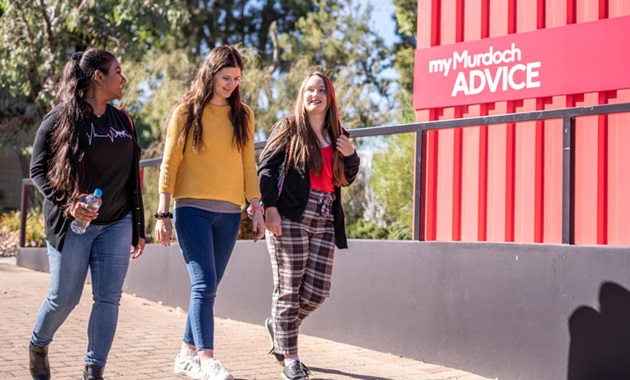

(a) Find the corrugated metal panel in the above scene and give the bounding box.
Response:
[414,0,630,245]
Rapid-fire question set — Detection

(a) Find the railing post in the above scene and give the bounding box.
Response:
[562,116,575,244]
[19,179,29,248]
[139,167,145,193]
[412,129,424,241]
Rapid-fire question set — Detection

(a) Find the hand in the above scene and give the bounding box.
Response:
[252,211,266,242]
[70,194,99,222]
[265,207,282,236]
[155,218,173,246]
[130,238,146,259]
[336,135,355,157]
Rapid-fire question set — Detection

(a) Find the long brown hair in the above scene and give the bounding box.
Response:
[48,49,117,204]
[164,45,250,153]
[261,72,347,186]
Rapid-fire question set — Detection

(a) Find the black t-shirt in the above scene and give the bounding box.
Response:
[83,104,133,224]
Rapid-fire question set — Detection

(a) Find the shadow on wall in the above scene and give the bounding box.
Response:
[568,282,630,380]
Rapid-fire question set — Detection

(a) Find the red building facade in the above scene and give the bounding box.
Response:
[413,0,630,245]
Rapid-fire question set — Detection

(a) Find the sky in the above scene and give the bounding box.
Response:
[356,0,399,47]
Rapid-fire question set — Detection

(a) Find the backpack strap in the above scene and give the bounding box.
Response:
[119,107,135,131]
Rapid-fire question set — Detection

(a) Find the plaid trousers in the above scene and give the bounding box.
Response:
[265,189,336,355]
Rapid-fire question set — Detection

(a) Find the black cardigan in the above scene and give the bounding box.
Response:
[258,120,360,249]
[30,104,145,251]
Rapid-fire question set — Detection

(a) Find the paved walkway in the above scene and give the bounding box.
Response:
[0,261,491,380]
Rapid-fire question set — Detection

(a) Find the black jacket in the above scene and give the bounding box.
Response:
[30,104,145,251]
[258,119,360,249]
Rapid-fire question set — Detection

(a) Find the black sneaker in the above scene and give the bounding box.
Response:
[265,317,285,366]
[281,361,311,380]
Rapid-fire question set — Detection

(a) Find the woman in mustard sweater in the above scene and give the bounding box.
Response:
[155,46,265,380]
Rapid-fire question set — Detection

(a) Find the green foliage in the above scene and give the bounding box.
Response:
[0,0,187,174]
[0,210,20,231]
[394,47,415,100]
[242,0,396,238]
[346,218,389,240]
[177,1,313,63]
[355,0,418,240]
[371,133,414,236]
[0,0,184,109]
[393,0,417,43]
[347,218,411,240]
[276,0,393,130]
[2,0,405,241]
[0,208,46,249]
[121,47,195,148]
[1,0,394,147]
[392,0,416,112]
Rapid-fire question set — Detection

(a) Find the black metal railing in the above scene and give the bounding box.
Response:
[20,102,630,247]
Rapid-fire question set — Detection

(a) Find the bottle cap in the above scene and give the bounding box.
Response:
[94,188,103,197]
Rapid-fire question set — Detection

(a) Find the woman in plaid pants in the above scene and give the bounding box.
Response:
[258,72,360,380]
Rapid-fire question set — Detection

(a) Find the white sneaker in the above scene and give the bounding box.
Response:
[200,358,233,380]
[174,350,203,379]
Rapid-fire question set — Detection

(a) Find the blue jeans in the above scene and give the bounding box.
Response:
[174,207,241,351]
[30,214,132,366]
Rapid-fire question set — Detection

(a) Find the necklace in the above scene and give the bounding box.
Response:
[93,105,107,118]
[94,108,108,119]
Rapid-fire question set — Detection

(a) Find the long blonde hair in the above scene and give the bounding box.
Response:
[261,72,347,186]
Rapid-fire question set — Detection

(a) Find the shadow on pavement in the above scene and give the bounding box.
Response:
[309,366,394,380]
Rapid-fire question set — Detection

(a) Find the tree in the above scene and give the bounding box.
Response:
[0,0,185,167]
[393,0,417,96]
[1,0,399,241]
[258,0,394,133]
[177,0,313,64]
[367,0,417,239]
[247,0,396,236]
[119,0,318,148]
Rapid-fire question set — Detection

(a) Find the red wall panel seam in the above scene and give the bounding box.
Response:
[567,0,576,24]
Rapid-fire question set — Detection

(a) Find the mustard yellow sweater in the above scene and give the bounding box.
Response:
[159,103,260,206]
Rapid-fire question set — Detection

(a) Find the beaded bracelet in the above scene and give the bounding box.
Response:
[246,204,264,220]
[154,212,173,219]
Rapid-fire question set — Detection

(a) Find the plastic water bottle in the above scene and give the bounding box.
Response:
[70,188,103,234]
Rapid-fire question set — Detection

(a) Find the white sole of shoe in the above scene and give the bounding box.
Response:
[174,365,202,379]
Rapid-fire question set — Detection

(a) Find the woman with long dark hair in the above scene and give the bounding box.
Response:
[155,45,265,380]
[29,49,145,380]
[258,72,360,380]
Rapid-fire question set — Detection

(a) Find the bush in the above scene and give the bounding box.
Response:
[0,208,46,256]
[346,218,389,240]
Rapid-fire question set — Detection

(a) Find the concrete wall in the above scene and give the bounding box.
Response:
[18,241,630,380]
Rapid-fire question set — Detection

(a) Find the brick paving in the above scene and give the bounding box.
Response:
[0,262,491,380]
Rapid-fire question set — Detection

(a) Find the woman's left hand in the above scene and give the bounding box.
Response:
[130,237,146,259]
[336,135,355,157]
[252,211,266,242]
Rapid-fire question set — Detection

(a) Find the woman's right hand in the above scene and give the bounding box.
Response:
[265,207,282,236]
[155,218,173,246]
[69,194,99,222]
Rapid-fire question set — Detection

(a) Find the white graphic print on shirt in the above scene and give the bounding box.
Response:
[86,123,132,145]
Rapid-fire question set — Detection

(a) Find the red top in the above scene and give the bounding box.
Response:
[309,145,335,192]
